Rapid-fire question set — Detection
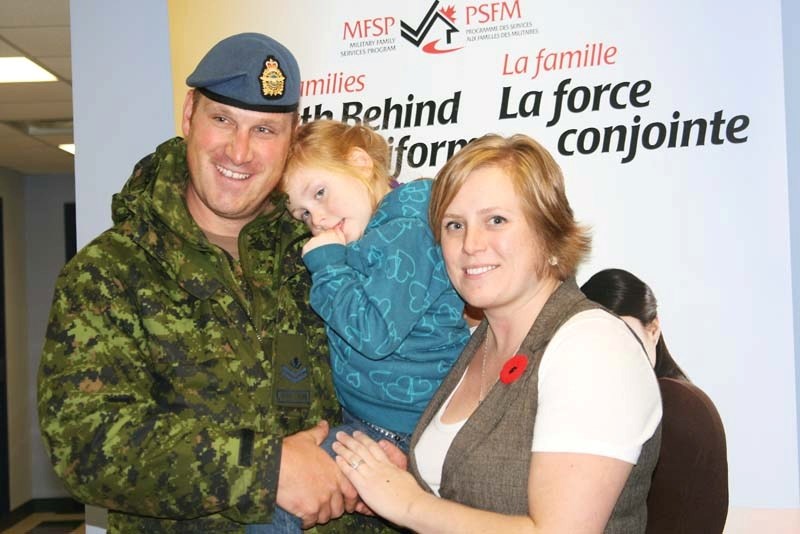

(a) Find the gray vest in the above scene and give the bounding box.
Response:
[408,278,661,533]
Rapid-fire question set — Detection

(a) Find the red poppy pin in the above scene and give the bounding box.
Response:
[499,354,528,384]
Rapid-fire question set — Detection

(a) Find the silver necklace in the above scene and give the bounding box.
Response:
[479,330,489,403]
[480,329,522,404]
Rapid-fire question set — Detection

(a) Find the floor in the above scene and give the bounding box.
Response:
[0,512,84,534]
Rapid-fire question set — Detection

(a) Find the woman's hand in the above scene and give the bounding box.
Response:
[378,439,408,470]
[333,431,424,526]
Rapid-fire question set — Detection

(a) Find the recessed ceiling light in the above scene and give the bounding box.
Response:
[58,144,75,155]
[0,57,57,83]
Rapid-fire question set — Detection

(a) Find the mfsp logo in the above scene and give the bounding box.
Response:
[339,1,525,58]
[400,1,463,54]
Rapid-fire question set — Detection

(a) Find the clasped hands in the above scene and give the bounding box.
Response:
[278,420,408,528]
[333,429,425,527]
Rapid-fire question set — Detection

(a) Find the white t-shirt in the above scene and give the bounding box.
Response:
[415,309,662,496]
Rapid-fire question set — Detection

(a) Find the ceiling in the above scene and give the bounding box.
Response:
[0,0,73,176]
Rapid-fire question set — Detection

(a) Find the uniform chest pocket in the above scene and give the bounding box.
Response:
[149,333,244,398]
[142,299,260,400]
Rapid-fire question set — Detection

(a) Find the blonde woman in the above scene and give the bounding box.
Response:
[334,134,662,534]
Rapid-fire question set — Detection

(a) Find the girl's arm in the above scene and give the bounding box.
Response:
[303,217,457,359]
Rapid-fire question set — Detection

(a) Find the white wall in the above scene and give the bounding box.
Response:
[783,0,800,489]
[24,174,75,498]
[71,0,174,249]
[0,167,31,509]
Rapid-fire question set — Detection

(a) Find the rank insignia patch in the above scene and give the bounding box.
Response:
[281,357,308,383]
[274,333,311,408]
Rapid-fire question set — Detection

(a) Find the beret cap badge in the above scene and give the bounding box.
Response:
[260,56,286,98]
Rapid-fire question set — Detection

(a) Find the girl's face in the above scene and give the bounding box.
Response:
[284,163,375,244]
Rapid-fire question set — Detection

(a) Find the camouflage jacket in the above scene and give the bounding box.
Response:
[38,138,398,533]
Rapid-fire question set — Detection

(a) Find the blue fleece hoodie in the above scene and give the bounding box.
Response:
[302,179,469,434]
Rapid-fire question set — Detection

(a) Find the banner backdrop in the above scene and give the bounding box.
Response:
[168,0,797,509]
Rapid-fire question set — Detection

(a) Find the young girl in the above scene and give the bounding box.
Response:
[248,120,469,533]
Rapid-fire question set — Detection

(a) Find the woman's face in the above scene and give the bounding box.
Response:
[620,316,658,367]
[439,165,547,314]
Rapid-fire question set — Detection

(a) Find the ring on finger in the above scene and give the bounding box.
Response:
[350,458,365,470]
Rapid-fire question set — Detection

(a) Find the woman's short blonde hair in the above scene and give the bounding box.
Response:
[282,120,391,209]
[429,133,591,280]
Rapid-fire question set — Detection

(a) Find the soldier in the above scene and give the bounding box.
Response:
[38,33,398,533]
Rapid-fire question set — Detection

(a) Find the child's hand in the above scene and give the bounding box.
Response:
[302,226,346,256]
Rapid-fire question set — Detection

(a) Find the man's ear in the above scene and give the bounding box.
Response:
[181,89,196,137]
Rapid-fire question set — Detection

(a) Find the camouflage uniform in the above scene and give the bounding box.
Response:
[38,138,398,533]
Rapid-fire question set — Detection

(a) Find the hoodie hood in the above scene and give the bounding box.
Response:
[109,137,229,300]
[111,137,208,248]
[108,136,297,302]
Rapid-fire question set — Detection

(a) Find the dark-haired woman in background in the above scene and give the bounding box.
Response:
[580,268,686,380]
[581,268,728,534]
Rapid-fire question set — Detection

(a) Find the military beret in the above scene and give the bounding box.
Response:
[186,32,300,113]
